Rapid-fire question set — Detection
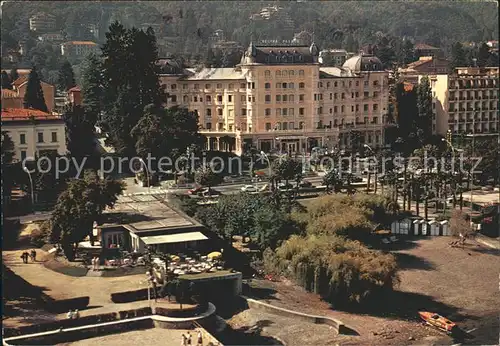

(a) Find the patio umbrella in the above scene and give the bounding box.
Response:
[170,255,180,261]
[207,251,222,259]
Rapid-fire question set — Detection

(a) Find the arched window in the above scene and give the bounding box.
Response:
[289,70,295,76]
[299,70,304,76]
[282,70,288,77]
[265,108,271,116]
[265,82,271,89]
[265,70,271,77]
[288,82,294,89]
[276,70,281,77]
[299,82,305,89]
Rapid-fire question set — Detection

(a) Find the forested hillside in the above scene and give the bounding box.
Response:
[1,1,498,81]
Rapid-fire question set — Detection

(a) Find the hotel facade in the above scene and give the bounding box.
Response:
[159,42,391,155]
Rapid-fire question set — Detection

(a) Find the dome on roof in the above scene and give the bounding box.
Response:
[342,54,384,72]
[309,42,319,56]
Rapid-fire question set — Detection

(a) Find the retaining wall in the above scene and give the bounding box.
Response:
[244,298,348,335]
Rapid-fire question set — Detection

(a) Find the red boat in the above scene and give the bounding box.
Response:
[419,311,459,334]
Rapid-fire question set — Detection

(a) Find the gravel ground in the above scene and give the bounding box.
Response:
[245,236,500,345]
[59,329,194,346]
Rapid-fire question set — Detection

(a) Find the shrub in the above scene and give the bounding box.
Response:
[30,226,49,247]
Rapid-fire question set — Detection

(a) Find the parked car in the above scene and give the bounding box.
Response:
[187,186,204,195]
[200,188,221,197]
[278,183,294,191]
[241,185,258,193]
[299,181,313,188]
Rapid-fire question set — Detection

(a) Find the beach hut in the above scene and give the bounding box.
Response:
[421,219,428,235]
[428,220,439,236]
[392,218,411,235]
[440,220,450,236]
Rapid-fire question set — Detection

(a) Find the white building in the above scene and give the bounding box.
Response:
[1,108,67,161]
[61,41,100,58]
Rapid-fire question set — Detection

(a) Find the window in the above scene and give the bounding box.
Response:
[242,108,247,116]
[373,80,379,86]
[373,104,378,111]
[37,132,44,143]
[282,122,288,130]
[204,84,211,90]
[265,70,271,77]
[171,84,177,90]
[373,91,379,97]
[355,81,359,87]
[330,93,333,100]
[351,92,354,98]
[194,84,199,89]
[265,82,271,89]
[327,82,331,88]
[170,95,177,102]
[240,83,246,89]
[282,83,287,89]
[276,108,281,116]
[373,117,378,124]
[183,84,188,90]
[364,81,369,86]
[206,109,212,117]
[193,96,198,102]
[218,123,223,130]
[329,108,332,114]
[20,133,26,144]
[229,83,234,90]
[355,92,359,97]
[266,122,272,130]
[298,70,304,76]
[251,82,255,89]
[289,122,295,129]
[341,93,345,99]
[299,121,304,129]
[217,83,222,89]
[217,109,223,116]
[356,105,359,111]
[289,108,294,116]
[299,94,305,102]
[289,70,295,76]
[364,104,369,111]
[341,105,345,112]
[276,83,282,89]
[289,95,294,102]
[276,95,281,102]
[299,82,305,89]
[349,81,352,87]
[21,150,26,161]
[334,93,338,99]
[282,70,288,77]
[334,82,338,87]
[51,132,57,142]
[228,95,233,102]
[364,92,369,98]
[183,95,188,103]
[206,95,212,102]
[206,122,212,130]
[283,95,288,102]
[282,108,288,116]
[276,70,281,77]
[265,95,271,103]
[241,95,246,102]
[265,108,271,116]
[334,106,338,113]
[299,108,305,116]
[288,82,294,89]
[318,107,323,114]
[217,95,223,102]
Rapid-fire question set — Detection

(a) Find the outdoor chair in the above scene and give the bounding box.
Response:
[389,236,398,243]
[381,238,391,245]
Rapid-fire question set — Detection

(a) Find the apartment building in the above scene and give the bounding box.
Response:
[29,13,56,33]
[61,41,100,59]
[427,67,499,137]
[319,49,352,67]
[1,108,67,162]
[399,56,450,80]
[159,42,390,154]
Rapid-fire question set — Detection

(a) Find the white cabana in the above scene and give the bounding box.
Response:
[391,218,411,235]
[428,220,439,236]
[440,220,451,236]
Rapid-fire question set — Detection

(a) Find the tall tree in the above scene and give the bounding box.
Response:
[100,22,163,156]
[57,60,76,92]
[48,170,124,260]
[1,71,12,89]
[450,42,467,69]
[63,104,97,167]
[416,76,433,145]
[9,68,19,83]
[476,42,490,68]
[1,132,15,209]
[81,53,103,120]
[23,68,48,112]
[194,164,223,193]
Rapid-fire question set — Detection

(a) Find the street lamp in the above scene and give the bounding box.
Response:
[23,166,35,210]
[363,144,377,194]
[138,158,150,191]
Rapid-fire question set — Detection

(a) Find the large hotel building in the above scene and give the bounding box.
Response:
[158,42,391,155]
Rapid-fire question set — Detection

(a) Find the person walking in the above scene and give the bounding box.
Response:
[181,333,187,346]
[20,251,29,264]
[186,331,192,345]
[197,329,203,346]
[30,249,37,262]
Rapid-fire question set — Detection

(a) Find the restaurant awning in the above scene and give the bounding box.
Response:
[140,232,208,245]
